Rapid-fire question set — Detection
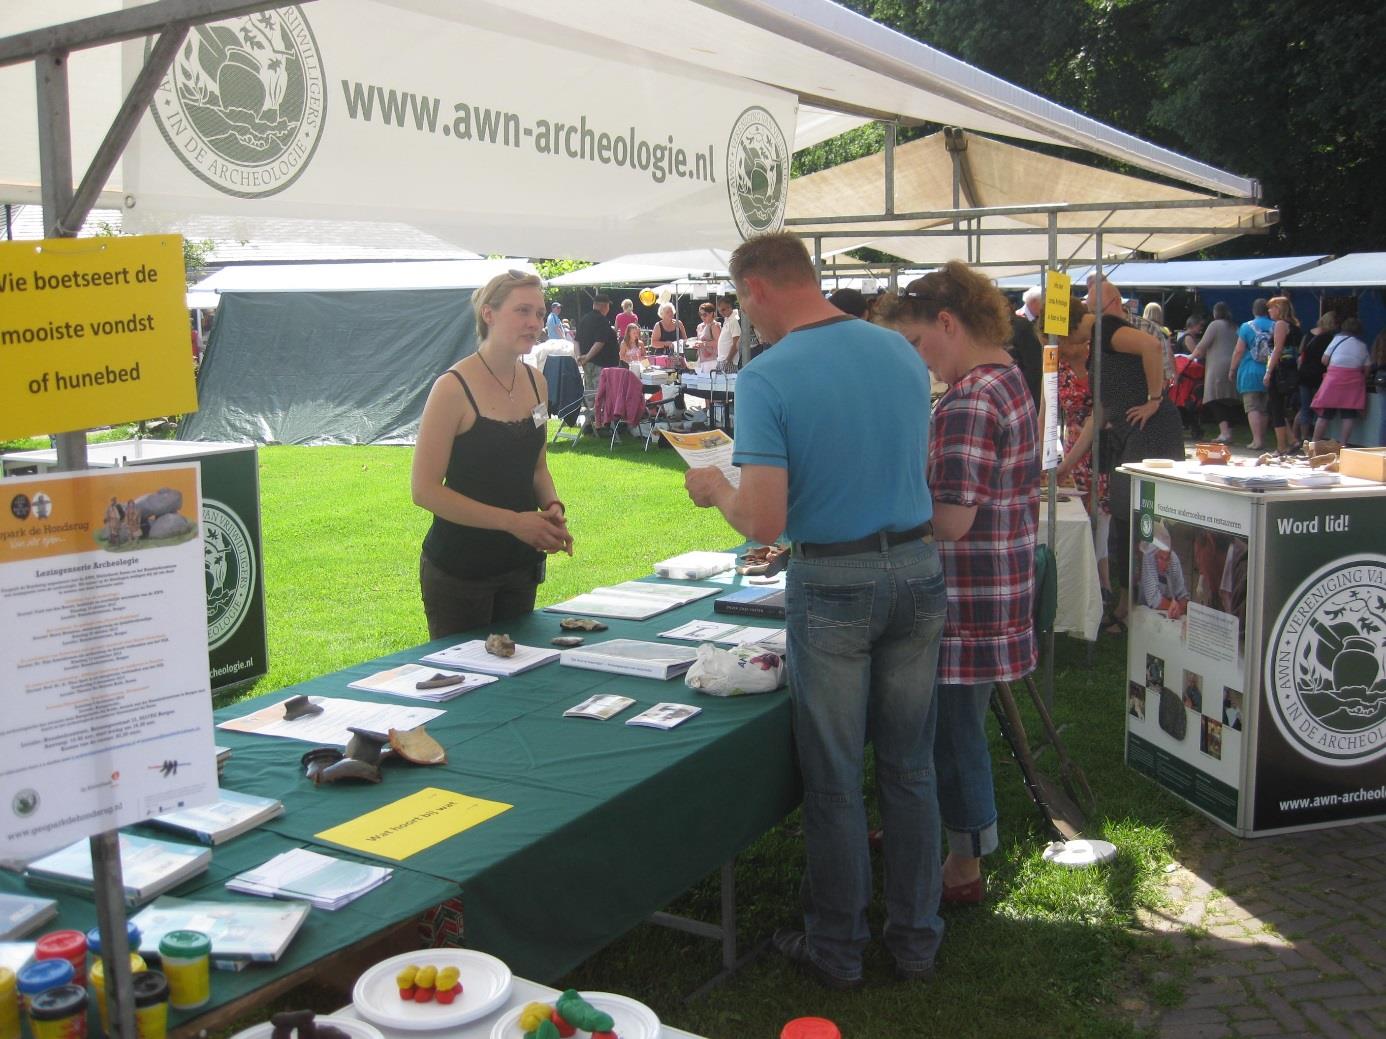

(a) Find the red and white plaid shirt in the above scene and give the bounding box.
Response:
[928,363,1040,685]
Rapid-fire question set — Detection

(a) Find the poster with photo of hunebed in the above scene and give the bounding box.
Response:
[1254,495,1386,832]
[1125,478,1253,827]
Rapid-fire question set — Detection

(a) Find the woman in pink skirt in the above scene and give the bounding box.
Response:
[1311,316,1372,444]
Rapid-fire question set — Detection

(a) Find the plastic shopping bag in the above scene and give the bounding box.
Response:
[684,642,786,697]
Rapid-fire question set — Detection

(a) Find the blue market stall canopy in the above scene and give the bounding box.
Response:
[1275,253,1386,288]
[993,256,1331,291]
[1,0,1259,260]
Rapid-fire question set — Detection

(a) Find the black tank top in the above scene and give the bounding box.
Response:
[421,364,545,580]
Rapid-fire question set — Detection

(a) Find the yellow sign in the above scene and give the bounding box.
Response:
[1042,270,1072,337]
[0,235,197,440]
[315,787,513,861]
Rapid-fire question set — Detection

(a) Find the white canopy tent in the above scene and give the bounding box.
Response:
[191,258,532,294]
[1276,253,1386,288]
[993,256,1330,292]
[1,0,1262,263]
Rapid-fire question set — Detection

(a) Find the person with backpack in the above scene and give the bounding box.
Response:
[1262,296,1304,454]
[1311,316,1372,445]
[1228,298,1275,450]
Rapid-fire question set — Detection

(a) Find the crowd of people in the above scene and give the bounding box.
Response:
[402,236,1384,990]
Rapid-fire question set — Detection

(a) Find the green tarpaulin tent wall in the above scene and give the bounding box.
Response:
[181,288,475,445]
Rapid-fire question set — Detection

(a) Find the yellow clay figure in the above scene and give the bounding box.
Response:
[435,967,460,989]
[396,965,419,1000]
[518,1002,552,1031]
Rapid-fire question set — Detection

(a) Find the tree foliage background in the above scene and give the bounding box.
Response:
[824,0,1386,256]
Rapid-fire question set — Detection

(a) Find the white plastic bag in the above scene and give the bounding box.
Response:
[684,642,786,697]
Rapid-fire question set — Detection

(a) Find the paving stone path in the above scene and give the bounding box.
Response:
[1126,819,1386,1037]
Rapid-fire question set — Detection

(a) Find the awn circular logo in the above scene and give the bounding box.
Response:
[1265,554,1386,766]
[726,106,789,240]
[151,6,325,198]
[204,499,255,649]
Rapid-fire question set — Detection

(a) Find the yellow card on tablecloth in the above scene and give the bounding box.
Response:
[315,787,512,860]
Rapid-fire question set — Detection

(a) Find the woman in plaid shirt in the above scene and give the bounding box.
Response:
[875,261,1040,906]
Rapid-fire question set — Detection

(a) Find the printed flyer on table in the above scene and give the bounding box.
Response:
[0,463,218,856]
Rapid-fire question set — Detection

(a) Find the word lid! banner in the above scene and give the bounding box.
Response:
[120,2,798,258]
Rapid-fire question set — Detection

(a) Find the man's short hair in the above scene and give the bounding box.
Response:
[593,294,611,305]
[1252,298,1269,316]
[1022,286,1043,305]
[827,287,868,318]
[729,232,817,288]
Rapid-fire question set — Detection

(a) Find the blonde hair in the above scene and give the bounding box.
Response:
[472,270,543,340]
[872,260,1012,345]
[1267,295,1298,326]
[1142,301,1164,325]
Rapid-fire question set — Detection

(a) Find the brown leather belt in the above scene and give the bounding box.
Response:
[795,520,935,559]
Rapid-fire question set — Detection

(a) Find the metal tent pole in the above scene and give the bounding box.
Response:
[1090,235,1106,638]
[36,46,134,1039]
[1043,211,1058,712]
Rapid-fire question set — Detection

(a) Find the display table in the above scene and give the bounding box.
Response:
[1119,461,1386,836]
[1049,495,1103,642]
[335,977,709,1039]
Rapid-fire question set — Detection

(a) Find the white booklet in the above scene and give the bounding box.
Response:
[560,639,700,680]
[546,580,720,621]
[626,702,703,729]
[133,896,311,962]
[658,428,741,487]
[563,694,636,720]
[347,663,498,701]
[418,640,559,676]
[148,789,284,845]
[653,551,738,581]
[226,848,392,911]
[659,618,787,652]
[217,697,445,747]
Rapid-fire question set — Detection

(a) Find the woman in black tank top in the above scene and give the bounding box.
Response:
[411,270,573,639]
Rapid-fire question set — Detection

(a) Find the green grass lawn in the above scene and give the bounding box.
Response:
[234,434,1200,1038]
[3,428,1199,1037]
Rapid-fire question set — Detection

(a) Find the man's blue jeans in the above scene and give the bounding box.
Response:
[784,536,947,982]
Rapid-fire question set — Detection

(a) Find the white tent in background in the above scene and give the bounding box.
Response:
[191,259,532,295]
[548,250,735,288]
[992,256,1330,292]
[1276,253,1386,288]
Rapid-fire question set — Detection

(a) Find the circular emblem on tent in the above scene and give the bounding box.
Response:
[204,498,255,649]
[726,106,789,240]
[151,6,326,198]
[1264,554,1386,767]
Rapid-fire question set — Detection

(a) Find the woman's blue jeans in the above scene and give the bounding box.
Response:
[784,537,947,982]
[935,682,1000,858]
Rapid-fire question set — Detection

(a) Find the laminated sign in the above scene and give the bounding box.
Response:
[0,235,196,441]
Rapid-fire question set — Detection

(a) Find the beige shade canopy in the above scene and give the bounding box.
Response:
[788,131,1277,276]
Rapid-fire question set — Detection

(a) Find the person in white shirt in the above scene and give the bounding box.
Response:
[716,298,741,368]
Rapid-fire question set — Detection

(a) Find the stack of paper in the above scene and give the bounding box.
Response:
[418,640,559,677]
[217,697,446,747]
[347,663,498,701]
[148,789,285,845]
[659,619,787,652]
[0,893,57,939]
[133,896,311,963]
[653,551,737,580]
[25,834,211,907]
[226,848,392,910]
[560,639,700,680]
[546,580,721,621]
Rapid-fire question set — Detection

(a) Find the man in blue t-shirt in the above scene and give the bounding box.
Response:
[684,232,946,990]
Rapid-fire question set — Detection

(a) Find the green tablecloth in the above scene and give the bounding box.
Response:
[214,574,797,980]
[6,570,797,1015]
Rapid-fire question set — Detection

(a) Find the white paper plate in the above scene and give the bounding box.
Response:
[488,992,660,1039]
[232,1016,384,1039]
[353,949,513,1031]
[1042,838,1118,868]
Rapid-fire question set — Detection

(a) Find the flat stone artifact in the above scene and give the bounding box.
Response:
[345,726,390,765]
[389,725,447,765]
[282,694,324,720]
[484,633,516,657]
[559,617,607,631]
[315,757,382,784]
[551,636,584,647]
[301,747,342,782]
[415,672,466,690]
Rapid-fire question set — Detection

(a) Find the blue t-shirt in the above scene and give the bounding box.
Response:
[1236,316,1274,393]
[546,312,565,341]
[731,316,932,544]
